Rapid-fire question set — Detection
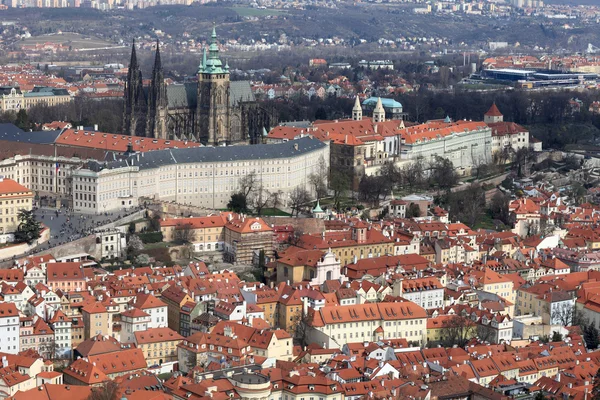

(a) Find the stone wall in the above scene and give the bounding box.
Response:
[0,227,51,262]
[261,217,325,235]
[144,199,212,218]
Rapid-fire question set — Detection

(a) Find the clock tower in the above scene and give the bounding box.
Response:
[197,25,230,145]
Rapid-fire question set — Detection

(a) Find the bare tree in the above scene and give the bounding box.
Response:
[292,311,314,348]
[173,223,194,244]
[40,337,60,360]
[308,156,328,200]
[238,171,259,200]
[252,186,283,216]
[87,380,119,400]
[477,324,496,344]
[330,170,350,211]
[440,315,476,348]
[308,173,328,201]
[544,301,575,326]
[289,186,310,217]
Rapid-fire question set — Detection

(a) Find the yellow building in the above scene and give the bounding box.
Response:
[134,327,183,366]
[160,215,225,252]
[82,303,112,340]
[0,178,33,235]
[426,315,476,345]
[466,267,516,305]
[23,87,71,109]
[0,87,24,112]
[248,329,293,361]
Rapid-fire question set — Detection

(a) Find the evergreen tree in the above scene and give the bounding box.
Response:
[584,324,600,350]
[14,210,41,244]
[15,109,29,130]
[593,367,600,400]
[227,193,248,213]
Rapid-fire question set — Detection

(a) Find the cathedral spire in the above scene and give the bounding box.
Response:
[123,38,145,136]
[201,23,226,75]
[200,47,207,73]
[153,38,162,72]
[129,38,138,69]
[146,39,167,138]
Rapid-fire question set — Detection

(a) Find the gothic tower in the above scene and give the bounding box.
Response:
[197,26,230,145]
[123,39,145,136]
[146,39,168,139]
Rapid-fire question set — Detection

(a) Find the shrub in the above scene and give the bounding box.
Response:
[139,231,163,243]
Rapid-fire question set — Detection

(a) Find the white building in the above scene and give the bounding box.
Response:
[399,120,493,172]
[119,308,150,343]
[484,103,530,158]
[49,310,72,359]
[0,303,20,354]
[307,302,427,348]
[97,229,126,259]
[0,153,83,198]
[309,252,346,286]
[395,277,445,310]
[72,137,330,213]
[130,294,168,329]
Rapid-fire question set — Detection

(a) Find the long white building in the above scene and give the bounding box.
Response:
[72,137,330,213]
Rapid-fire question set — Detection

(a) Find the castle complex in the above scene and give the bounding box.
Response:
[122,27,275,145]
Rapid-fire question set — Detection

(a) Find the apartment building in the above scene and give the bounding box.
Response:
[129,293,168,328]
[0,303,20,354]
[45,262,85,293]
[71,137,329,213]
[308,301,428,348]
[81,303,112,340]
[134,327,183,366]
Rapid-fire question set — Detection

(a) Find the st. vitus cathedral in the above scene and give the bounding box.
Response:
[122,27,275,145]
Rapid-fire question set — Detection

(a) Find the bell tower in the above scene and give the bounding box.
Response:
[197,25,230,145]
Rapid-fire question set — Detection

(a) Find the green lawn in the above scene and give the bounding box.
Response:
[259,208,290,217]
[144,242,170,250]
[474,213,506,231]
[230,7,285,17]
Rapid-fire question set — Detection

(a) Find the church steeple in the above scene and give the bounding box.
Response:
[197,25,231,146]
[123,39,145,136]
[146,39,168,138]
[200,24,227,75]
[352,95,362,121]
[373,97,385,123]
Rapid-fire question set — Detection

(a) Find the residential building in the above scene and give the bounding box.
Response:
[45,262,85,293]
[0,303,19,354]
[81,303,112,340]
[129,293,168,329]
[48,310,72,359]
[307,302,428,348]
[160,285,193,335]
[133,327,183,367]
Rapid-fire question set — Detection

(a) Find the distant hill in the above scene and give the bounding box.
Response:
[543,0,600,4]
